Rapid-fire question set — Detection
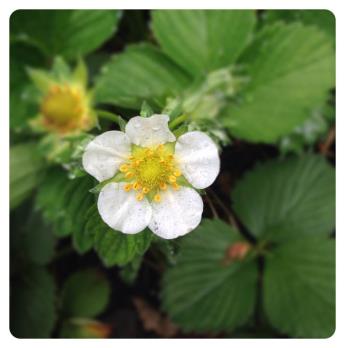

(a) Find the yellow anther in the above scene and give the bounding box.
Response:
[168,175,176,183]
[133,182,141,190]
[124,183,132,192]
[74,105,83,114]
[172,183,180,191]
[142,187,150,194]
[125,171,134,179]
[174,170,182,177]
[145,149,154,156]
[120,164,129,172]
[136,193,144,201]
[159,182,167,190]
[51,85,61,94]
[153,194,161,203]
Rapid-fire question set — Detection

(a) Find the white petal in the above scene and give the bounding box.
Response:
[125,114,176,147]
[82,131,131,182]
[149,187,203,239]
[98,182,152,234]
[175,131,220,189]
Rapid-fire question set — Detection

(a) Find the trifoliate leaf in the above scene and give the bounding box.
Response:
[36,169,95,237]
[61,268,111,318]
[10,10,121,59]
[222,23,335,142]
[232,154,335,242]
[10,266,56,338]
[94,43,190,109]
[263,236,335,337]
[152,10,256,77]
[84,205,152,266]
[10,143,45,210]
[162,219,257,333]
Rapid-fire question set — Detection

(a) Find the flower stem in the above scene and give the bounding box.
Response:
[96,109,126,131]
[96,109,120,122]
[169,114,188,130]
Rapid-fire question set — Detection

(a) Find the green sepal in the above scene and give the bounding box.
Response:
[140,101,155,117]
[73,57,88,87]
[51,56,71,81]
[26,68,55,94]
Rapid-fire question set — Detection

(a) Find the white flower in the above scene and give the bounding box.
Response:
[82,114,220,239]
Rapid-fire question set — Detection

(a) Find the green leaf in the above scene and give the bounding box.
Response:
[232,154,335,242]
[94,43,190,109]
[86,205,153,266]
[279,104,333,155]
[10,10,121,59]
[152,10,256,77]
[61,269,111,318]
[36,169,95,237]
[10,43,45,132]
[10,143,45,210]
[263,10,335,44]
[162,219,257,333]
[222,23,335,142]
[119,256,143,285]
[11,210,56,266]
[72,204,98,253]
[10,266,56,338]
[263,236,335,337]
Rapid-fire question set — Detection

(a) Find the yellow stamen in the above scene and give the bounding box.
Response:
[159,182,167,190]
[142,187,150,194]
[174,170,182,177]
[172,183,180,191]
[125,171,134,179]
[120,164,128,172]
[136,193,144,201]
[133,182,141,190]
[153,194,161,202]
[145,149,154,157]
[168,175,176,183]
[51,85,61,94]
[124,183,132,192]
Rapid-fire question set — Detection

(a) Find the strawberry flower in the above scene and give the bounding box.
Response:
[82,114,220,239]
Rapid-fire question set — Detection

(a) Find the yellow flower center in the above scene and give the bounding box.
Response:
[41,84,91,133]
[119,144,181,202]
